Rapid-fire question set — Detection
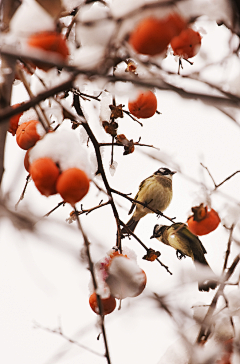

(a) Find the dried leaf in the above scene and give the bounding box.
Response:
[116,134,128,145]
[142,248,160,262]
[109,104,123,119]
[123,139,135,155]
[102,121,118,137]
[35,0,63,19]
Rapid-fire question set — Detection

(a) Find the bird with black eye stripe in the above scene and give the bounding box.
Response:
[121,167,176,234]
[151,222,218,292]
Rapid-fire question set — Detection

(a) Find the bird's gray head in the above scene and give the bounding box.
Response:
[150,224,167,239]
[154,167,176,179]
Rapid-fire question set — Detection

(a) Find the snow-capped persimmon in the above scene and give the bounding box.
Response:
[8,103,24,136]
[106,255,147,299]
[128,90,157,118]
[27,31,69,70]
[29,158,60,196]
[89,292,116,315]
[16,120,43,150]
[187,203,221,236]
[171,28,201,59]
[56,168,90,206]
[129,13,186,56]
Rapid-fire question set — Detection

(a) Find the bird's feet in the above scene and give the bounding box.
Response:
[176,250,186,260]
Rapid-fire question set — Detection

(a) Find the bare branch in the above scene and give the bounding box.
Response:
[33,321,104,357]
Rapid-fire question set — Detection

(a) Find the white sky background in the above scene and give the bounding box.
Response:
[1,1,240,364]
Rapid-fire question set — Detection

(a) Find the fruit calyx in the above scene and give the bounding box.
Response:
[191,203,208,222]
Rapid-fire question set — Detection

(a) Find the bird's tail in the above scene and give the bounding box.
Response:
[121,216,139,235]
[193,254,218,292]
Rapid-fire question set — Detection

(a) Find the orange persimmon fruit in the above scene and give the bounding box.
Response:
[8,103,24,136]
[24,148,32,172]
[128,90,157,118]
[16,120,42,150]
[171,28,201,59]
[27,31,69,70]
[89,292,116,315]
[187,203,221,236]
[129,13,186,56]
[29,158,60,196]
[56,168,90,206]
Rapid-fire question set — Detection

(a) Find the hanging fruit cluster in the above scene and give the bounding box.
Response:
[129,12,201,60]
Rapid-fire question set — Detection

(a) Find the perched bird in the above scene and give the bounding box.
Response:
[122,167,176,234]
[151,222,218,291]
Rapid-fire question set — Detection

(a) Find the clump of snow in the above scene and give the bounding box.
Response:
[19,109,38,125]
[213,312,234,342]
[35,122,46,138]
[109,161,118,176]
[222,203,240,227]
[62,0,84,12]
[10,0,55,37]
[106,255,146,299]
[99,91,112,123]
[29,128,93,178]
[72,45,106,70]
[76,3,115,47]
[18,109,46,137]
[226,289,240,316]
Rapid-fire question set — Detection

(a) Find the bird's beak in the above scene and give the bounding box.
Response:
[171,171,177,175]
[150,235,154,239]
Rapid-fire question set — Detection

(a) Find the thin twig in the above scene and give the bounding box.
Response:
[122,110,143,126]
[44,201,65,217]
[33,321,104,357]
[120,219,172,275]
[15,66,50,131]
[76,200,111,216]
[201,163,240,190]
[74,209,111,364]
[73,94,122,250]
[15,174,31,209]
[222,224,235,273]
[99,142,159,149]
[111,188,175,223]
[196,254,240,344]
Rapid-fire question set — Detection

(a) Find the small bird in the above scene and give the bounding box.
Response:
[151,222,218,292]
[122,167,176,234]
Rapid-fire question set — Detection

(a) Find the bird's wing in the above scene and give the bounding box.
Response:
[128,176,151,215]
[173,223,207,254]
[128,192,138,215]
